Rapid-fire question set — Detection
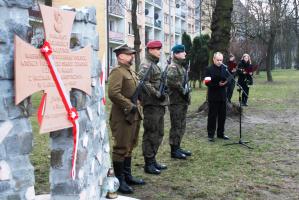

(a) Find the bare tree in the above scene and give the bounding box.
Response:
[209,0,234,60]
[131,0,141,71]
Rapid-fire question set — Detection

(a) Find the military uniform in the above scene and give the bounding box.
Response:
[139,40,168,174]
[108,44,145,194]
[166,44,191,159]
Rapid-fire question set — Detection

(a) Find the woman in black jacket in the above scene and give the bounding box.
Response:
[237,53,253,106]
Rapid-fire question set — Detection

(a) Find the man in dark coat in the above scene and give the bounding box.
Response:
[204,52,230,142]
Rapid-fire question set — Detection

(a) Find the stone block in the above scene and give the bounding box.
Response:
[76,149,88,170]
[50,149,64,169]
[52,182,82,195]
[12,168,34,189]
[0,29,7,44]
[4,132,32,156]
[0,181,10,193]
[87,7,97,24]
[7,194,21,200]
[0,144,6,159]
[0,160,12,180]
[6,18,30,42]
[25,186,35,200]
[3,0,32,9]
[0,120,13,144]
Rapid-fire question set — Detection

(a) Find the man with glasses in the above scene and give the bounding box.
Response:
[139,40,168,175]
[204,52,230,142]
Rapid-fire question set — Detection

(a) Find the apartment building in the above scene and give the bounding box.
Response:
[108,0,201,70]
[30,0,201,73]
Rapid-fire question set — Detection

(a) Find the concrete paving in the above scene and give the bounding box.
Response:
[35,194,139,200]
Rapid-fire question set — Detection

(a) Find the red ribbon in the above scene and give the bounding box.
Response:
[41,41,79,179]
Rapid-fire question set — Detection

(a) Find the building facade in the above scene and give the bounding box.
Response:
[108,0,201,70]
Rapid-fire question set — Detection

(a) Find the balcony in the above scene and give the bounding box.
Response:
[154,0,162,7]
[175,26,181,34]
[181,11,186,19]
[145,16,154,26]
[109,31,124,42]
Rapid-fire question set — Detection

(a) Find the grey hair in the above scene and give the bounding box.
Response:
[213,52,223,58]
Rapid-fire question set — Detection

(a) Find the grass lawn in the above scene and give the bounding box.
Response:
[30,69,299,199]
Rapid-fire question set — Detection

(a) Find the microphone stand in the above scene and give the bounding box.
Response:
[222,64,253,149]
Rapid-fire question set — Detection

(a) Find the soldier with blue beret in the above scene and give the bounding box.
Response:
[171,44,185,54]
[166,44,192,160]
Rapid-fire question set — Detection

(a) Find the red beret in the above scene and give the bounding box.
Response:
[146,40,162,49]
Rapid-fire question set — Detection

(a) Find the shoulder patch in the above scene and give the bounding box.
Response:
[170,65,177,68]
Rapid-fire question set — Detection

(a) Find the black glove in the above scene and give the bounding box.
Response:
[159,93,166,101]
[130,105,138,114]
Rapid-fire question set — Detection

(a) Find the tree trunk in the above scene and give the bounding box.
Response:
[208,0,233,60]
[296,38,299,69]
[131,0,141,71]
[265,38,274,81]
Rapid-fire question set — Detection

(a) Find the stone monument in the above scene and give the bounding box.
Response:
[0,2,111,200]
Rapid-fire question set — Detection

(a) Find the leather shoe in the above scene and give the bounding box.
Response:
[171,149,187,159]
[178,148,192,156]
[154,162,167,170]
[218,135,230,140]
[208,137,215,142]
[144,164,161,175]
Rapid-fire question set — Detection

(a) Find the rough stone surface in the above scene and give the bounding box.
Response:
[3,0,32,9]
[0,5,34,200]
[50,7,111,199]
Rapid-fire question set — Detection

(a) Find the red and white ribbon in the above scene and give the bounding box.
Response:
[100,53,106,105]
[41,41,80,180]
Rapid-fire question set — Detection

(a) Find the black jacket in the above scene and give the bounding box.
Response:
[205,64,228,102]
[237,60,253,85]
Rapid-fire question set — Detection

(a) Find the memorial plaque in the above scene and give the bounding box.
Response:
[14,4,92,133]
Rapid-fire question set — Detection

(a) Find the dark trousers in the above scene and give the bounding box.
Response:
[168,104,188,146]
[142,105,165,159]
[227,79,235,102]
[239,82,249,104]
[207,101,226,138]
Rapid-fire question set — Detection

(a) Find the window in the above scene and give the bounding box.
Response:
[128,22,133,35]
[164,14,169,24]
[109,20,116,32]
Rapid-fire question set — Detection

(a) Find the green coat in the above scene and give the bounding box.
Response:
[138,53,168,106]
[166,58,189,105]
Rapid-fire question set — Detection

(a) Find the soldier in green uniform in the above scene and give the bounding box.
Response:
[139,40,168,175]
[166,44,192,159]
[108,44,145,194]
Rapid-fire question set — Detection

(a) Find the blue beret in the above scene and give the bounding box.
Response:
[172,44,185,53]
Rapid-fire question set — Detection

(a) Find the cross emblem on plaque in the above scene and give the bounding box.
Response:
[14,4,92,133]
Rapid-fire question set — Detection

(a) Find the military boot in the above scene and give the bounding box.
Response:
[144,157,161,175]
[178,145,192,157]
[154,158,167,170]
[171,145,187,159]
[113,161,133,194]
[123,157,145,185]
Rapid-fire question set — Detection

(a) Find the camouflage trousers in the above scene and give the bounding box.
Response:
[142,105,166,159]
[169,104,188,146]
[110,119,141,162]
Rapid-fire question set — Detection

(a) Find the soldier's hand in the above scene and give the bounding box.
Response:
[130,105,138,114]
[159,94,166,101]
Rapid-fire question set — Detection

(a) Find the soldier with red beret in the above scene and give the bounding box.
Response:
[138,40,169,175]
